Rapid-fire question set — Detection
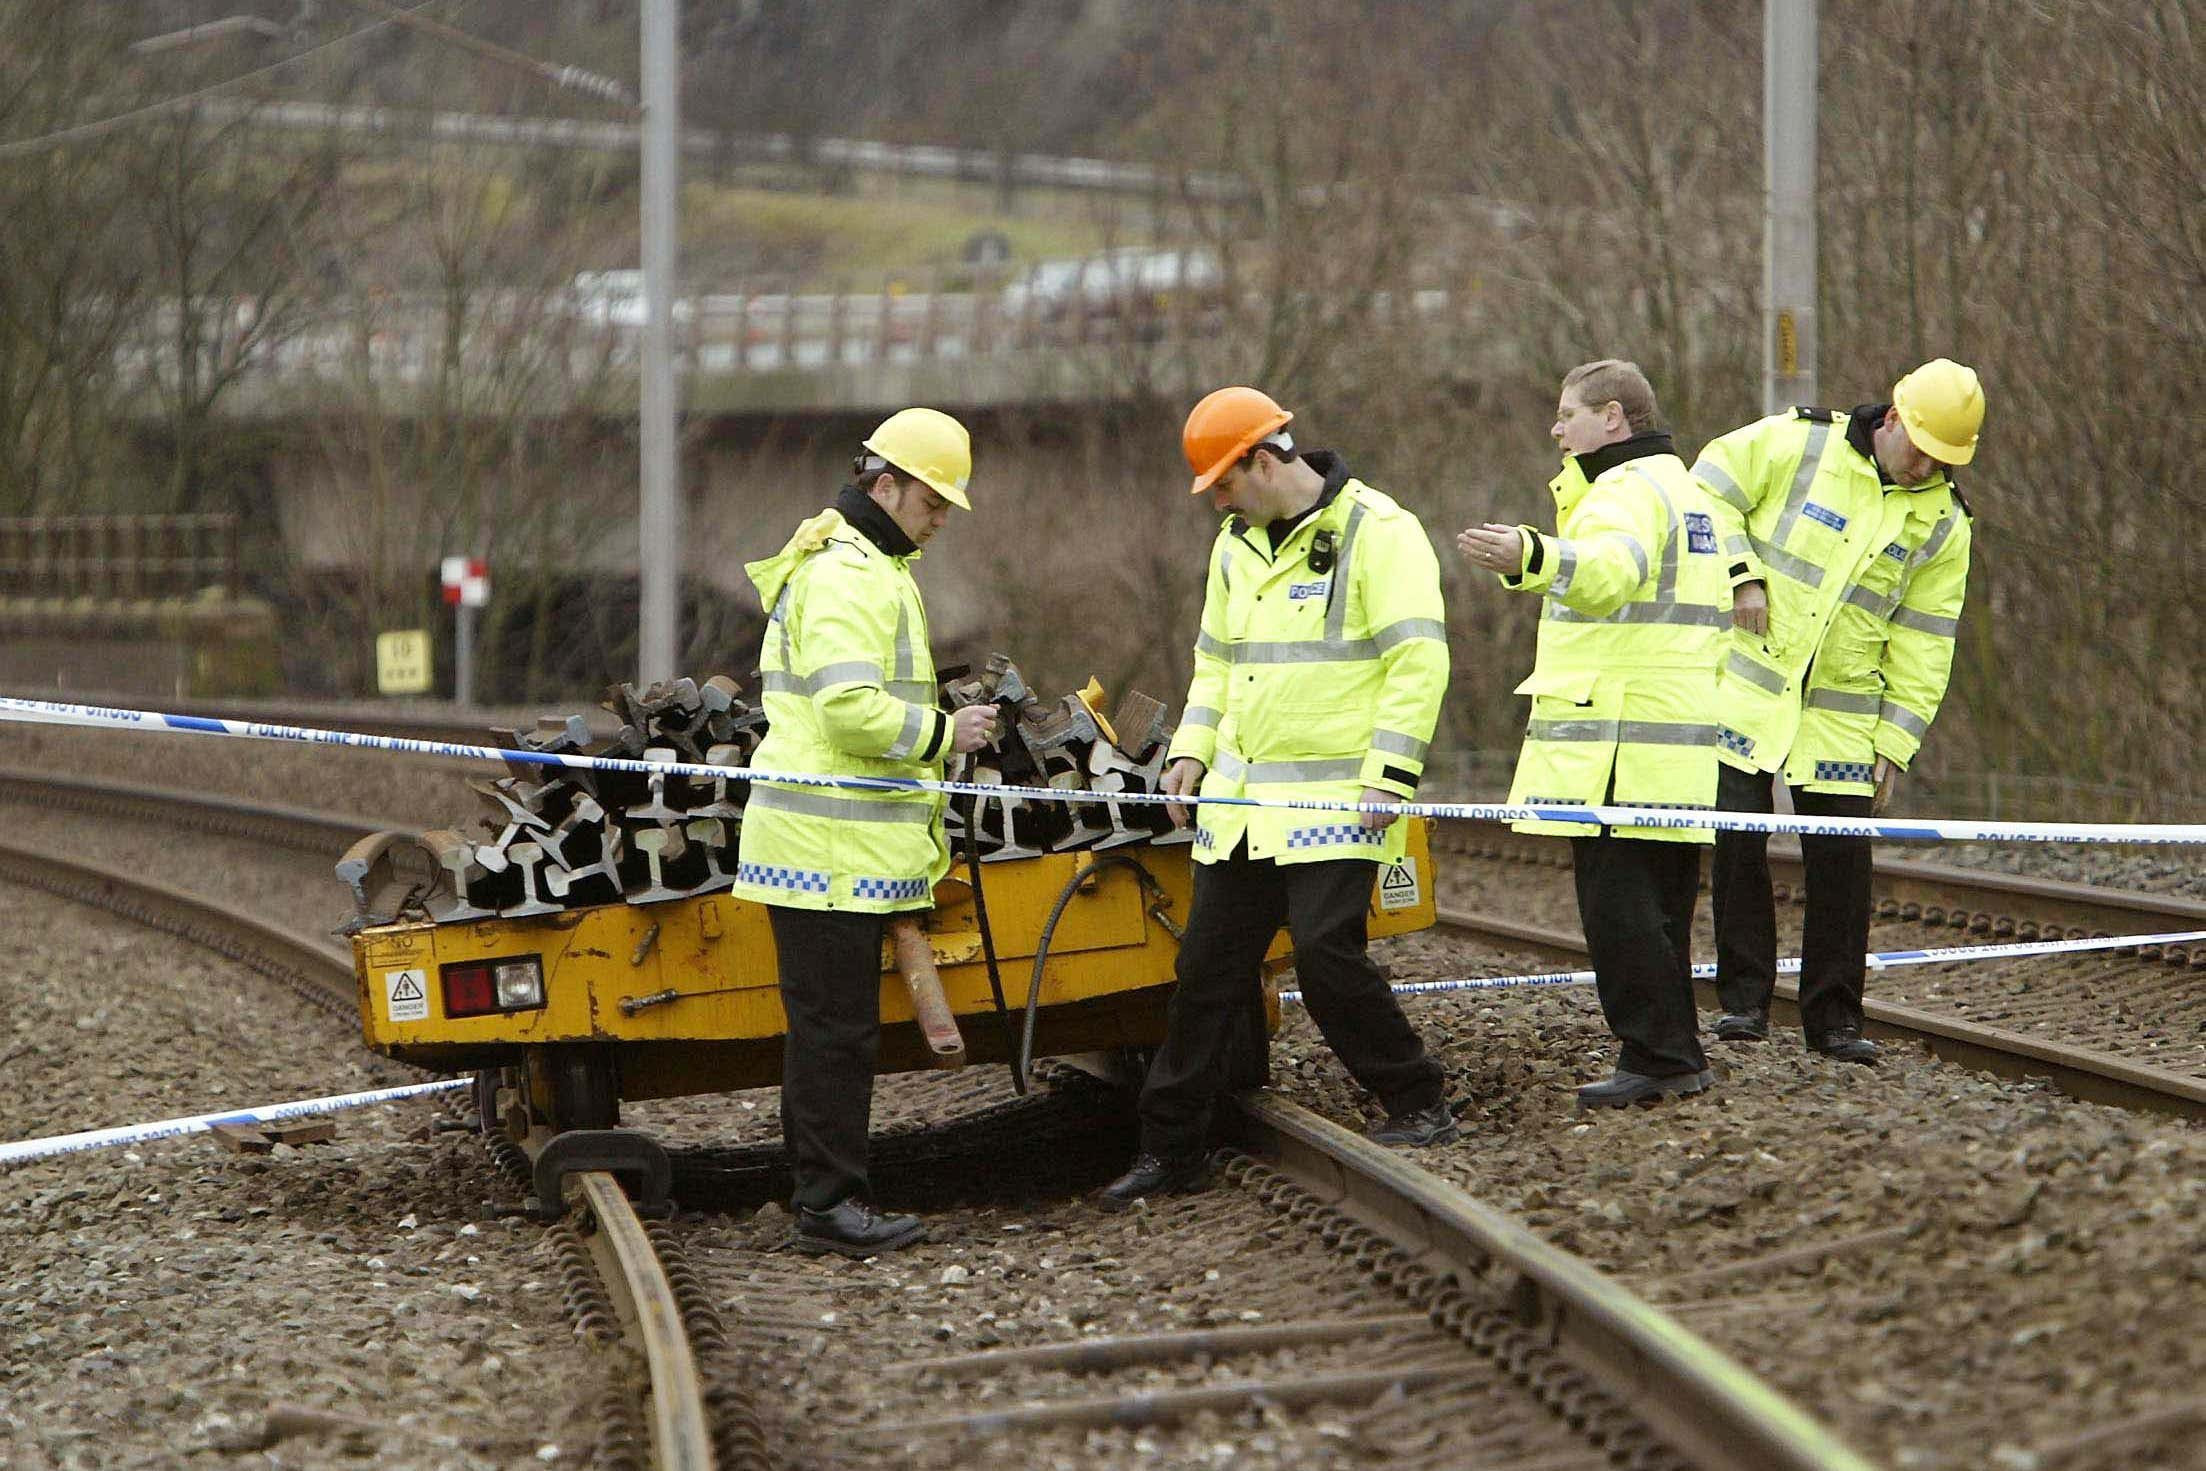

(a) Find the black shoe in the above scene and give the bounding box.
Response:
[1096,1152,1212,1211]
[1575,1068,1715,1110]
[1367,1103,1460,1147]
[1811,1028,1880,1065]
[1713,1009,1769,1042]
[792,1198,926,1257]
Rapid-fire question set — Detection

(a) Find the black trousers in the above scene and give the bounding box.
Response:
[1570,835,1708,1077]
[1710,763,1874,1045]
[768,904,889,1212]
[1137,846,1447,1160]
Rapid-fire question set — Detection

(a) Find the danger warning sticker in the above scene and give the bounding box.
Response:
[384,968,429,1023]
[1378,858,1421,912]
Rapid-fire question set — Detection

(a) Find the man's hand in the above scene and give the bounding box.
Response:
[1456,523,1525,576]
[1733,580,1770,637]
[1161,757,1205,828]
[1358,787,1401,831]
[950,703,1000,755]
[1872,755,1899,816]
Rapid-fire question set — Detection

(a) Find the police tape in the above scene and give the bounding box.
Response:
[3,695,2202,845]
[1277,927,2206,1005]
[0,1077,472,1169]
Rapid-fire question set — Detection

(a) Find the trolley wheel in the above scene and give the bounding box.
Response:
[530,1045,620,1132]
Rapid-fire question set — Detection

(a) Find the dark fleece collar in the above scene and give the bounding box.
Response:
[835,483,919,557]
[1572,430,1676,482]
[1262,450,1352,544]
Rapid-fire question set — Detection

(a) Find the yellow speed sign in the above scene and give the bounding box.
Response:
[376,629,433,695]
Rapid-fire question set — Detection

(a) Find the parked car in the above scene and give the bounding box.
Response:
[565,269,694,328]
[999,247,1222,328]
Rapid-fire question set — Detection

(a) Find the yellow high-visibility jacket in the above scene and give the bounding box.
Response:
[733,507,951,912]
[1167,457,1448,866]
[1498,437,1732,841]
[1694,407,1972,795]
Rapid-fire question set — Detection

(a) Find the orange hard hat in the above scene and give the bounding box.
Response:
[1182,386,1294,494]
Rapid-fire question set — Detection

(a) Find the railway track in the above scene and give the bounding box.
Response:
[4,766,2200,1467]
[0,771,1887,1469]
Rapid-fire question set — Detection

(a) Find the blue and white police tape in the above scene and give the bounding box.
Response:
[1278,927,2206,1005]
[0,1077,472,1169]
[3,695,2202,846]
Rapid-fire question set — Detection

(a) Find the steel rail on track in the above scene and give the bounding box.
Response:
[0,830,715,1471]
[1432,909,2206,1121]
[0,767,403,850]
[1221,1092,1880,1471]
[573,1173,716,1471]
[1438,824,2206,949]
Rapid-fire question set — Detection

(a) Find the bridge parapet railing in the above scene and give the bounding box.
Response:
[0,514,241,602]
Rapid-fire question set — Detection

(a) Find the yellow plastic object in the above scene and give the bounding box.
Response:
[354,821,1439,1111]
[1073,676,1119,747]
[861,406,973,508]
[1891,358,1983,465]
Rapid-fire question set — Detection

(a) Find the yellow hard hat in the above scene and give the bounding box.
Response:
[860,407,973,508]
[1892,358,1984,466]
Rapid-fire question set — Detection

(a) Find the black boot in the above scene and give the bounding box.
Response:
[1367,1103,1460,1147]
[1096,1152,1212,1211]
[1713,1009,1769,1042]
[1811,1028,1880,1065]
[1575,1068,1714,1110]
[792,1198,926,1257]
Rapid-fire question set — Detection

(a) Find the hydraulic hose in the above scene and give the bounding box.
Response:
[1018,854,1170,1083]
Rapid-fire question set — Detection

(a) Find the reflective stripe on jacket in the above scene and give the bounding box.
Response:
[1694,409,1972,794]
[1167,471,1448,866]
[733,506,951,912]
[1500,445,1731,842]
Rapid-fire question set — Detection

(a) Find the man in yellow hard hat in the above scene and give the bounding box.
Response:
[1694,360,1982,1063]
[736,407,999,1255]
[1459,359,1729,1108]
[1099,386,1456,1209]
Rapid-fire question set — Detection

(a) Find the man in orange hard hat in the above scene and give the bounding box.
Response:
[1693,360,1981,1063]
[1099,387,1456,1209]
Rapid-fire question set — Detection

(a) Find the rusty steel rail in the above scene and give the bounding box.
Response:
[1431,909,2206,1121]
[1220,1092,1878,1471]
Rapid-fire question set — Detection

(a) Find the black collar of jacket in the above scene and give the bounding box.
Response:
[1230,450,1352,549]
[1847,402,1960,495]
[1571,430,1675,482]
[835,483,919,557]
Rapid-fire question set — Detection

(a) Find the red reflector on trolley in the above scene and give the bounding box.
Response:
[442,963,497,1017]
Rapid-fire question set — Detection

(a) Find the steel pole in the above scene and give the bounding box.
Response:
[455,603,475,709]
[637,0,681,685]
[1764,0,1818,414]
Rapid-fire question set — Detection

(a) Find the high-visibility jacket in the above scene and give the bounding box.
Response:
[1694,407,1972,795]
[1166,455,1448,867]
[1498,437,1732,841]
[733,506,952,912]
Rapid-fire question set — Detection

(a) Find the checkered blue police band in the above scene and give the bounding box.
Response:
[1717,726,1756,759]
[1193,826,1217,851]
[736,862,831,894]
[1815,761,1875,784]
[853,876,931,903]
[1285,823,1387,850]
